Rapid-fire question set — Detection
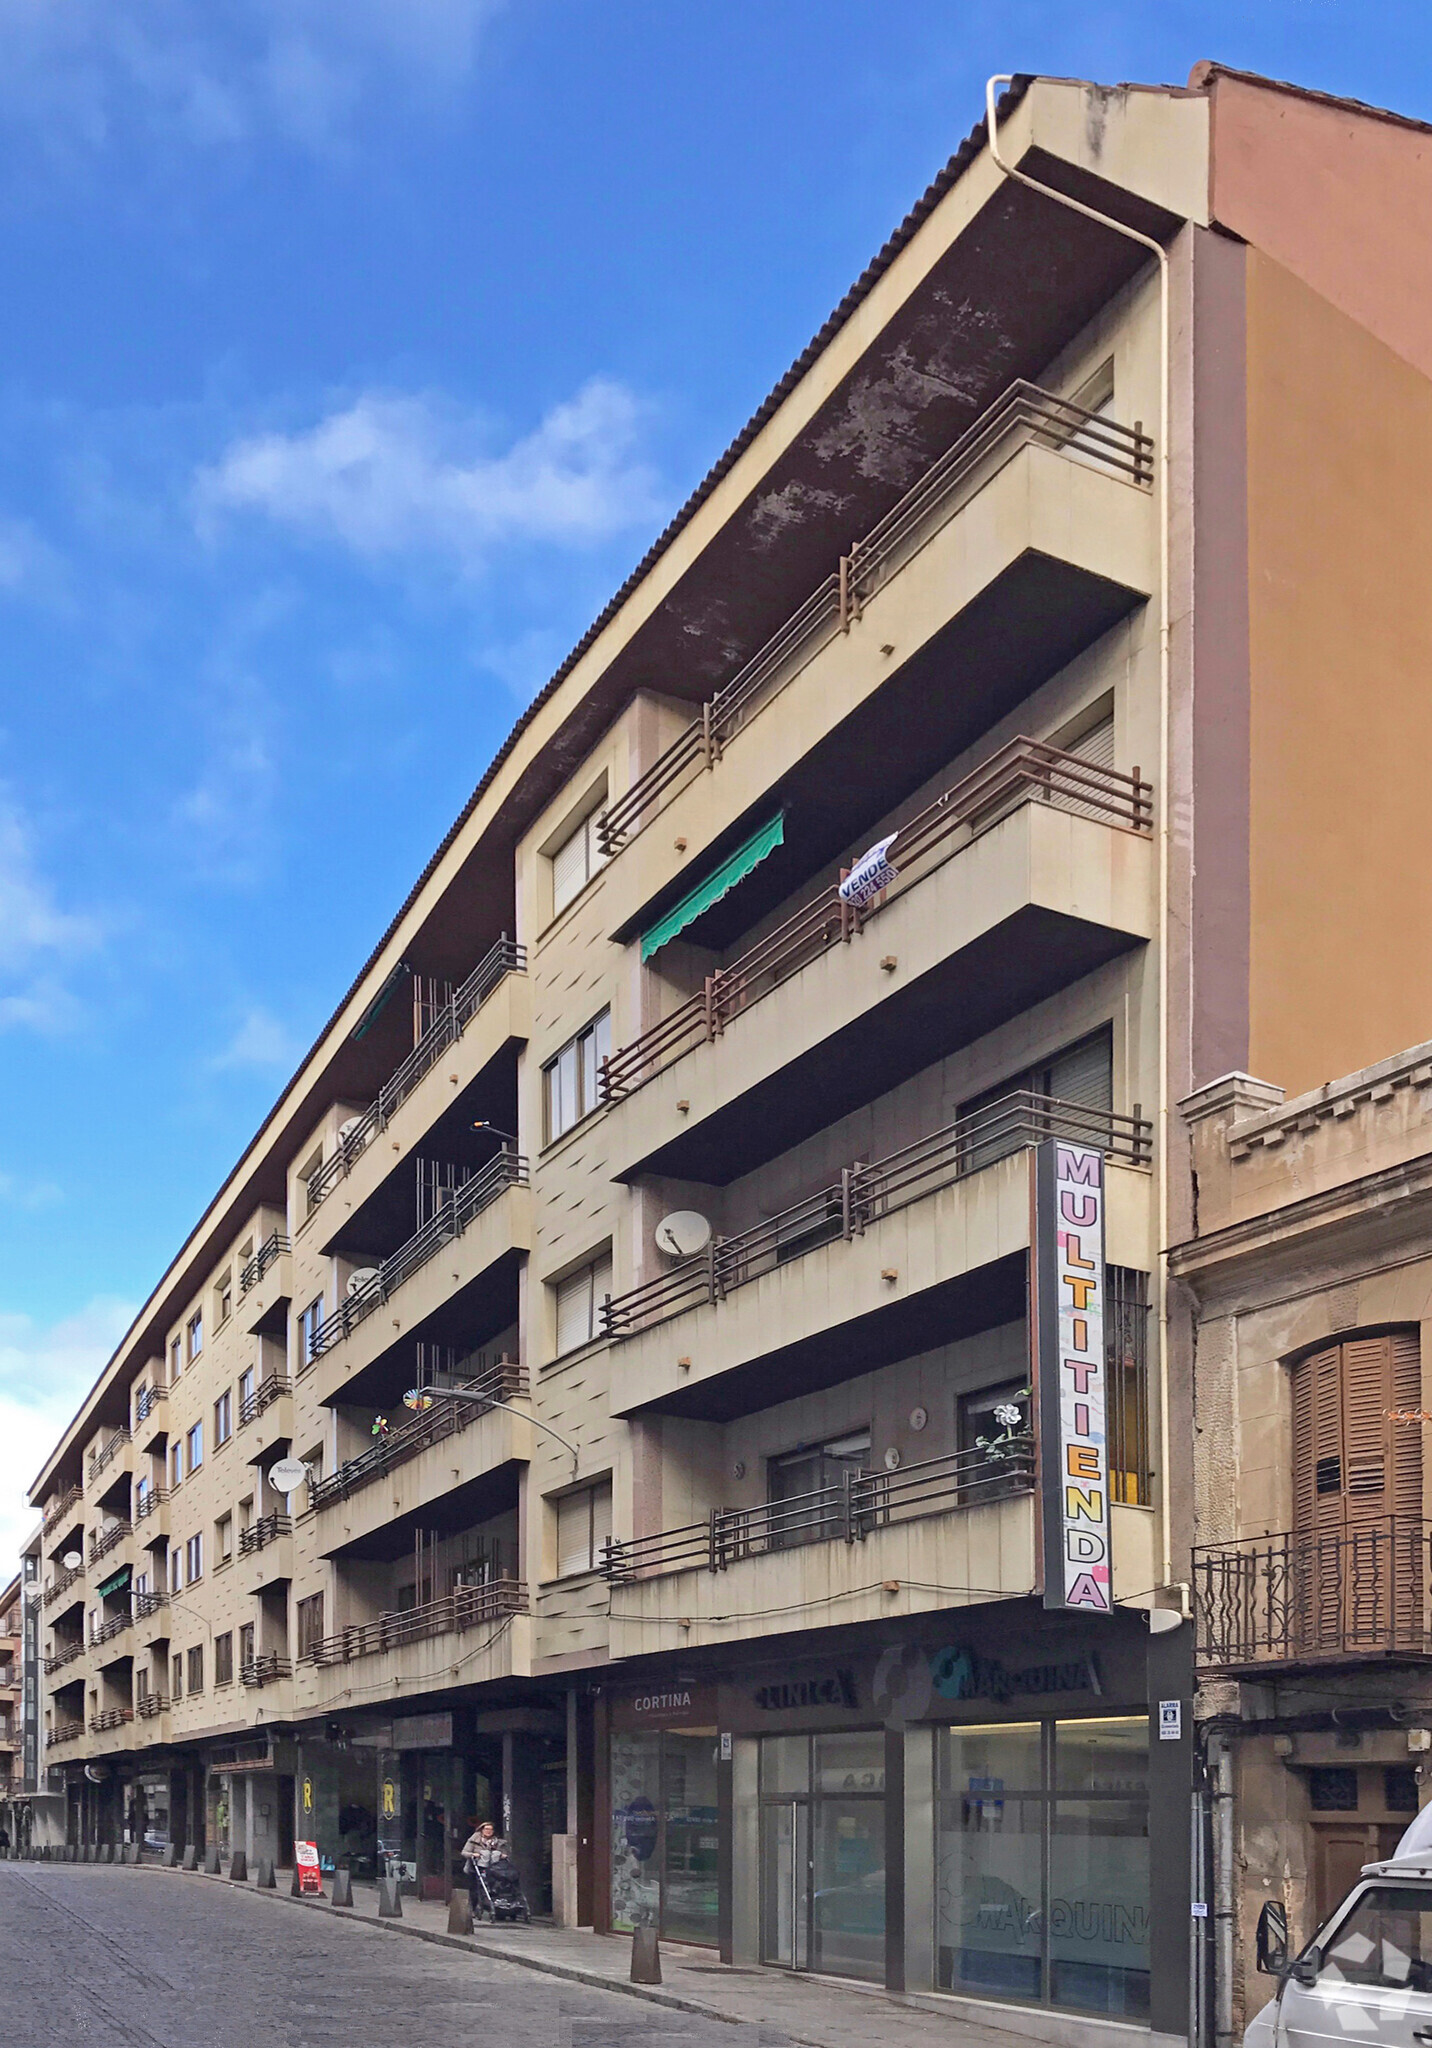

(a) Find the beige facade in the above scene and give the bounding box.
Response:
[25,60,1432,2048]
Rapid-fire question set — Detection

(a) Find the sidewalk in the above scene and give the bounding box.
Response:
[174,1864,1044,2048]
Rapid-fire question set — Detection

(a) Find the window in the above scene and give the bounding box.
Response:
[550,803,605,917]
[186,1312,203,1362]
[958,1381,1033,1502]
[135,1475,150,1516]
[767,1431,870,1548]
[238,1366,255,1420]
[297,1297,324,1368]
[168,1546,182,1594]
[170,1442,183,1490]
[218,1276,232,1325]
[239,1622,255,1673]
[213,1390,232,1447]
[216,1515,232,1566]
[170,1336,181,1381]
[186,1644,203,1696]
[214,1632,233,1687]
[186,1422,203,1473]
[554,1250,613,1355]
[185,1534,203,1584]
[239,1496,254,1534]
[543,1010,610,1142]
[959,1028,1114,1174]
[296,1594,325,1662]
[554,1480,612,1578]
[171,1654,183,1700]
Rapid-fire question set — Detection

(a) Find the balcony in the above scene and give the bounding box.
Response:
[133,1590,169,1639]
[605,1097,1152,1419]
[88,1521,131,1567]
[44,1563,84,1609]
[238,1374,291,1429]
[135,1693,170,1720]
[239,1512,292,1557]
[1195,1520,1432,1674]
[43,1484,82,1532]
[92,1611,133,1651]
[306,1578,527,1668]
[133,1487,170,1539]
[310,1152,530,1388]
[87,1427,131,1486]
[240,1654,292,1688]
[602,743,1153,1183]
[45,1642,85,1676]
[46,1723,84,1750]
[240,1230,290,1296]
[133,1385,168,1453]
[599,382,1153,866]
[89,1708,134,1736]
[238,1233,292,1337]
[305,937,528,1222]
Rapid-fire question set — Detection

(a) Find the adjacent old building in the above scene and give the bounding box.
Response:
[26,61,1432,2048]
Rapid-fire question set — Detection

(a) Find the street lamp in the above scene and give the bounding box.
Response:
[470,1120,518,1148]
[403,1384,578,1478]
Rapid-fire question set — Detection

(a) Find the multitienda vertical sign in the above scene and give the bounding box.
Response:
[1035,1140,1112,1612]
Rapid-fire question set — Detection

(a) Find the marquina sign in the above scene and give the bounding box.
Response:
[1034,1140,1112,1613]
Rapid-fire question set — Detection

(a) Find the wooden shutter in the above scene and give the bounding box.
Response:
[1291,1344,1345,1532]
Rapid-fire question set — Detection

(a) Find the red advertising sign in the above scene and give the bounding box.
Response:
[295,1840,323,1894]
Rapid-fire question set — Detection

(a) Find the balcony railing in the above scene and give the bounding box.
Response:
[240,1654,292,1687]
[133,1590,169,1620]
[44,1563,84,1608]
[238,1512,292,1557]
[308,1356,528,1513]
[88,1522,131,1565]
[239,1230,291,1296]
[304,1579,526,1668]
[601,737,1153,1101]
[1195,1520,1432,1671]
[602,1441,1036,1583]
[90,1708,133,1734]
[308,1148,529,1361]
[134,1385,167,1426]
[134,1486,170,1525]
[43,1484,82,1531]
[604,1091,1151,1340]
[46,1723,84,1749]
[92,1612,132,1649]
[135,1693,170,1719]
[88,1427,131,1482]
[238,1375,291,1428]
[598,380,1154,855]
[45,1643,84,1675]
[305,937,527,1215]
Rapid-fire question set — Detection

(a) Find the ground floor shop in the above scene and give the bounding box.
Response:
[597,1603,1192,2046]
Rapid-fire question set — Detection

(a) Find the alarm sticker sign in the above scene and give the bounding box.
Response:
[1034,1140,1112,1613]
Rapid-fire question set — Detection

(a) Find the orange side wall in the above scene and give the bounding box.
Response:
[1244,249,1432,1092]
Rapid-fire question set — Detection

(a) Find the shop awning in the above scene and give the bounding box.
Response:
[640,812,785,963]
[95,1565,131,1600]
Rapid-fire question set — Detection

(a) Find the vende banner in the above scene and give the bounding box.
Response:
[1034,1140,1112,1612]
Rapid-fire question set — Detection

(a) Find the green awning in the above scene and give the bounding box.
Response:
[641,812,785,962]
[96,1565,131,1600]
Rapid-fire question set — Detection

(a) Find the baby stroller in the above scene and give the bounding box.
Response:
[473,1854,530,1923]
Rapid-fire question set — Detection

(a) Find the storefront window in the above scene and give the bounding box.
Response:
[936,1716,1149,2019]
[760,1730,885,1982]
[611,1730,718,1945]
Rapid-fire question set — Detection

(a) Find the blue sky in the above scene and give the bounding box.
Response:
[0,0,1426,1551]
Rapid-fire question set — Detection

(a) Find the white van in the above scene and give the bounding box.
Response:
[1248,1801,1432,2045]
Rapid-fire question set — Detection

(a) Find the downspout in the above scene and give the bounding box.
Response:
[984,77,1183,1611]
[1210,1731,1237,2048]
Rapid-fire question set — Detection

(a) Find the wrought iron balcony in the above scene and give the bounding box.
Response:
[88,1428,131,1482]
[88,1521,131,1565]
[238,1512,292,1556]
[90,1708,133,1734]
[303,1578,526,1668]
[43,1484,82,1531]
[307,1356,527,1512]
[308,1148,528,1361]
[304,936,527,1215]
[602,1441,1034,1583]
[601,737,1152,1102]
[238,1375,291,1428]
[604,1091,1151,1340]
[1194,1519,1432,1672]
[598,380,1153,856]
[239,1230,291,1296]
[240,1654,292,1687]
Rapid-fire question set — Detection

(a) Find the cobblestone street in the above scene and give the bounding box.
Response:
[0,1864,790,2048]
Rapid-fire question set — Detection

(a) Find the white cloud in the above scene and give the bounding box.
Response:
[0,0,503,159]
[0,792,101,1033]
[0,1297,137,1571]
[195,380,662,572]
[207,1004,302,1072]
[0,1170,62,1211]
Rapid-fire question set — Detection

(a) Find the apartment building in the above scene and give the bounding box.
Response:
[25,61,1432,2048]
[0,1575,19,1805]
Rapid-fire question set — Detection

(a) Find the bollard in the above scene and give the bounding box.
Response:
[181,1845,198,1871]
[228,1850,248,1884]
[99,1844,113,1863]
[165,1844,181,1868]
[255,1856,276,1889]
[630,1924,662,1984]
[447,1888,473,1935]
[378,1874,403,1919]
[124,1844,139,1864]
[82,1845,93,1863]
[330,1866,353,1908]
[204,1846,221,1876]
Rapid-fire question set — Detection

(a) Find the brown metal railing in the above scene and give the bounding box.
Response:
[134,1486,170,1525]
[305,937,527,1215]
[601,738,1152,1100]
[92,1612,132,1648]
[238,1375,291,1428]
[88,1522,131,1565]
[604,1090,1151,1340]
[88,1428,131,1482]
[45,1643,84,1675]
[135,1693,170,1719]
[303,1578,526,1668]
[602,1441,1035,1583]
[134,1385,167,1426]
[133,1590,169,1620]
[44,1563,84,1608]
[307,1356,527,1512]
[44,1484,82,1531]
[239,1231,290,1296]
[47,1723,84,1749]
[240,1654,292,1688]
[598,380,1153,854]
[1195,1519,1432,1671]
[90,1708,133,1734]
[238,1512,292,1557]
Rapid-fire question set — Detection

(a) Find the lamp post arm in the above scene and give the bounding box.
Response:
[438,1388,580,1478]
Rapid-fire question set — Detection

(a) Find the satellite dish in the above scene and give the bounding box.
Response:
[337,1116,363,1145]
[347,1267,380,1297]
[269,1456,309,1495]
[61,1551,82,1572]
[655,1211,712,1259]
[1147,1606,1186,1635]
